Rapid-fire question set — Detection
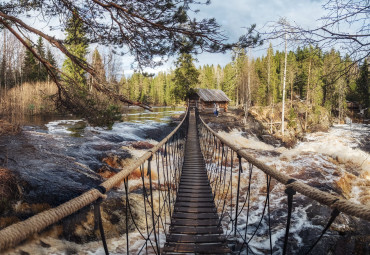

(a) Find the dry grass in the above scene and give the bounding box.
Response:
[0,82,58,124]
[0,119,20,136]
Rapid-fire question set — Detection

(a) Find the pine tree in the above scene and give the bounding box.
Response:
[266,44,279,105]
[0,53,5,88]
[357,59,369,111]
[286,51,298,107]
[172,52,199,102]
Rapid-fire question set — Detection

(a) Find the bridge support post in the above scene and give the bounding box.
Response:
[148,155,161,255]
[94,197,109,255]
[234,154,242,238]
[283,180,296,255]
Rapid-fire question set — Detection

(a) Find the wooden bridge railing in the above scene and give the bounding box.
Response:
[0,108,189,254]
[196,108,370,254]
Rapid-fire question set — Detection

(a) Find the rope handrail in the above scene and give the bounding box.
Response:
[101,108,189,192]
[198,114,370,222]
[0,107,189,252]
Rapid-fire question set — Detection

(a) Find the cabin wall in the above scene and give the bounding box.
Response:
[198,100,229,112]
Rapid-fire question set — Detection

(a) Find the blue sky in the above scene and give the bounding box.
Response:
[124,0,326,76]
[21,0,326,77]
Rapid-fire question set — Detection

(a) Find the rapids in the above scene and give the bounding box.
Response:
[217,123,370,206]
[0,107,184,205]
[216,123,370,254]
[1,112,369,254]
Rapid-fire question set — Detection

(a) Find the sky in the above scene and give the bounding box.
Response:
[121,0,326,76]
[18,0,327,77]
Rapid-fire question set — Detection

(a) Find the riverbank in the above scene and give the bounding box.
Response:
[200,107,370,254]
[200,102,332,148]
[0,119,20,136]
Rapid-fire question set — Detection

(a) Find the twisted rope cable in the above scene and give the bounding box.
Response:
[198,114,370,222]
[0,189,104,251]
[0,108,189,252]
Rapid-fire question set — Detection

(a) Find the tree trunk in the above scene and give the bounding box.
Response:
[281,33,288,139]
[304,57,312,131]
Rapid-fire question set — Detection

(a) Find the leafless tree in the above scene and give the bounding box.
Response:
[265,0,369,63]
[0,0,259,121]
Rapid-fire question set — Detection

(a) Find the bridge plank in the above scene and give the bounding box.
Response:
[175,197,214,203]
[174,202,215,208]
[171,219,220,226]
[163,243,230,254]
[174,207,217,213]
[166,234,225,243]
[163,110,229,254]
[169,226,223,235]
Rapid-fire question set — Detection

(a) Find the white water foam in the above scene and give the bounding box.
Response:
[45,119,84,135]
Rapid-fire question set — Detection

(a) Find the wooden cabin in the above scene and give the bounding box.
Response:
[191,88,231,112]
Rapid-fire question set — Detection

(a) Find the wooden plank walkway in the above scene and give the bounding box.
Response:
[163,110,230,254]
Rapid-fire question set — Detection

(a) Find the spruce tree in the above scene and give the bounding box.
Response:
[62,11,88,91]
[89,48,106,90]
[172,52,199,102]
[46,46,57,80]
[357,59,369,110]
[36,36,47,81]
[22,41,38,82]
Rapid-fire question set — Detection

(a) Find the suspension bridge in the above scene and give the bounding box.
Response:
[0,108,369,254]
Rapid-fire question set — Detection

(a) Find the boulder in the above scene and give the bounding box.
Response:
[131,141,154,150]
[62,194,148,243]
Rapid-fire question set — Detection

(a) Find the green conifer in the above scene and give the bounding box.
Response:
[62,11,88,90]
[172,52,199,102]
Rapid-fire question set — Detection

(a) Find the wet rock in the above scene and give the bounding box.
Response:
[300,200,370,254]
[260,134,281,147]
[305,201,332,226]
[330,234,370,255]
[98,134,128,143]
[283,136,298,148]
[0,168,20,214]
[67,121,87,137]
[62,194,147,243]
[335,173,357,198]
[100,151,132,169]
[88,144,116,151]
[256,149,281,157]
[0,216,19,230]
[131,141,154,150]
[144,124,176,141]
[13,202,51,219]
[0,134,102,206]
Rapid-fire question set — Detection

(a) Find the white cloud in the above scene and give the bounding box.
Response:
[120,0,327,74]
[21,0,327,76]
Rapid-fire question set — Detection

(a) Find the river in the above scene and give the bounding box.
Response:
[1,106,184,204]
[1,109,369,254]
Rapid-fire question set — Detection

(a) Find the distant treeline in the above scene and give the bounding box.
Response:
[119,44,369,119]
[1,29,369,119]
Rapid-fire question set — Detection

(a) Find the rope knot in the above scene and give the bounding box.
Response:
[96,185,108,200]
[285,179,297,196]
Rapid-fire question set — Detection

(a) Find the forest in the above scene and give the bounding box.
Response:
[1,28,368,125]
[0,0,369,127]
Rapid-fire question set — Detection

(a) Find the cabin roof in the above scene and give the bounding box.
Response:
[196,88,231,102]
